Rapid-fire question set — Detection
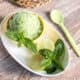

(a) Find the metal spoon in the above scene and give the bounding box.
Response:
[50,10,80,57]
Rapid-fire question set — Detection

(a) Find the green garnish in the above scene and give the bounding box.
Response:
[23,38,37,53]
[41,58,52,69]
[53,59,64,70]
[53,39,65,59]
[45,63,57,74]
[6,30,37,53]
[39,49,53,58]
[39,39,65,74]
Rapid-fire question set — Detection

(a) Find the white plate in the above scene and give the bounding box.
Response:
[0,10,69,77]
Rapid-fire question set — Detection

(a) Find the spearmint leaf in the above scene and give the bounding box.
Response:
[45,62,57,74]
[6,30,18,41]
[6,30,24,46]
[53,39,65,59]
[23,38,37,53]
[6,30,24,41]
[41,58,51,68]
[39,49,53,58]
[54,59,64,70]
[6,30,37,53]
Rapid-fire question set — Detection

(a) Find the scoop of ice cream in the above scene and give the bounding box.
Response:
[7,11,43,40]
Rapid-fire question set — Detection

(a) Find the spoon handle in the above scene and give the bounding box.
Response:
[60,23,80,57]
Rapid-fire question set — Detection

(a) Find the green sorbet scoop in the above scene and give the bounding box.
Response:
[7,11,43,40]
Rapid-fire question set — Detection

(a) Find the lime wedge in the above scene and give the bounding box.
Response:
[37,37,55,51]
[28,54,44,71]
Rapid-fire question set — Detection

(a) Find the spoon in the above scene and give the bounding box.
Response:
[50,10,80,57]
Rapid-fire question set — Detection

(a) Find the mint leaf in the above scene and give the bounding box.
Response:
[53,39,65,59]
[6,30,19,41]
[39,39,65,73]
[54,59,64,70]
[23,38,37,53]
[6,30,24,46]
[39,49,53,58]
[45,62,57,74]
[41,58,51,68]
[6,30,37,53]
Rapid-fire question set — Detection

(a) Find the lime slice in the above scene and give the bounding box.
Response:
[37,37,55,51]
[28,54,44,71]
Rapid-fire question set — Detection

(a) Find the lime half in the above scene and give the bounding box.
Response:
[28,54,44,71]
[37,37,55,51]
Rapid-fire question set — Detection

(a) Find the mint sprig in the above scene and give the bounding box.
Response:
[6,30,37,53]
[39,39,65,73]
